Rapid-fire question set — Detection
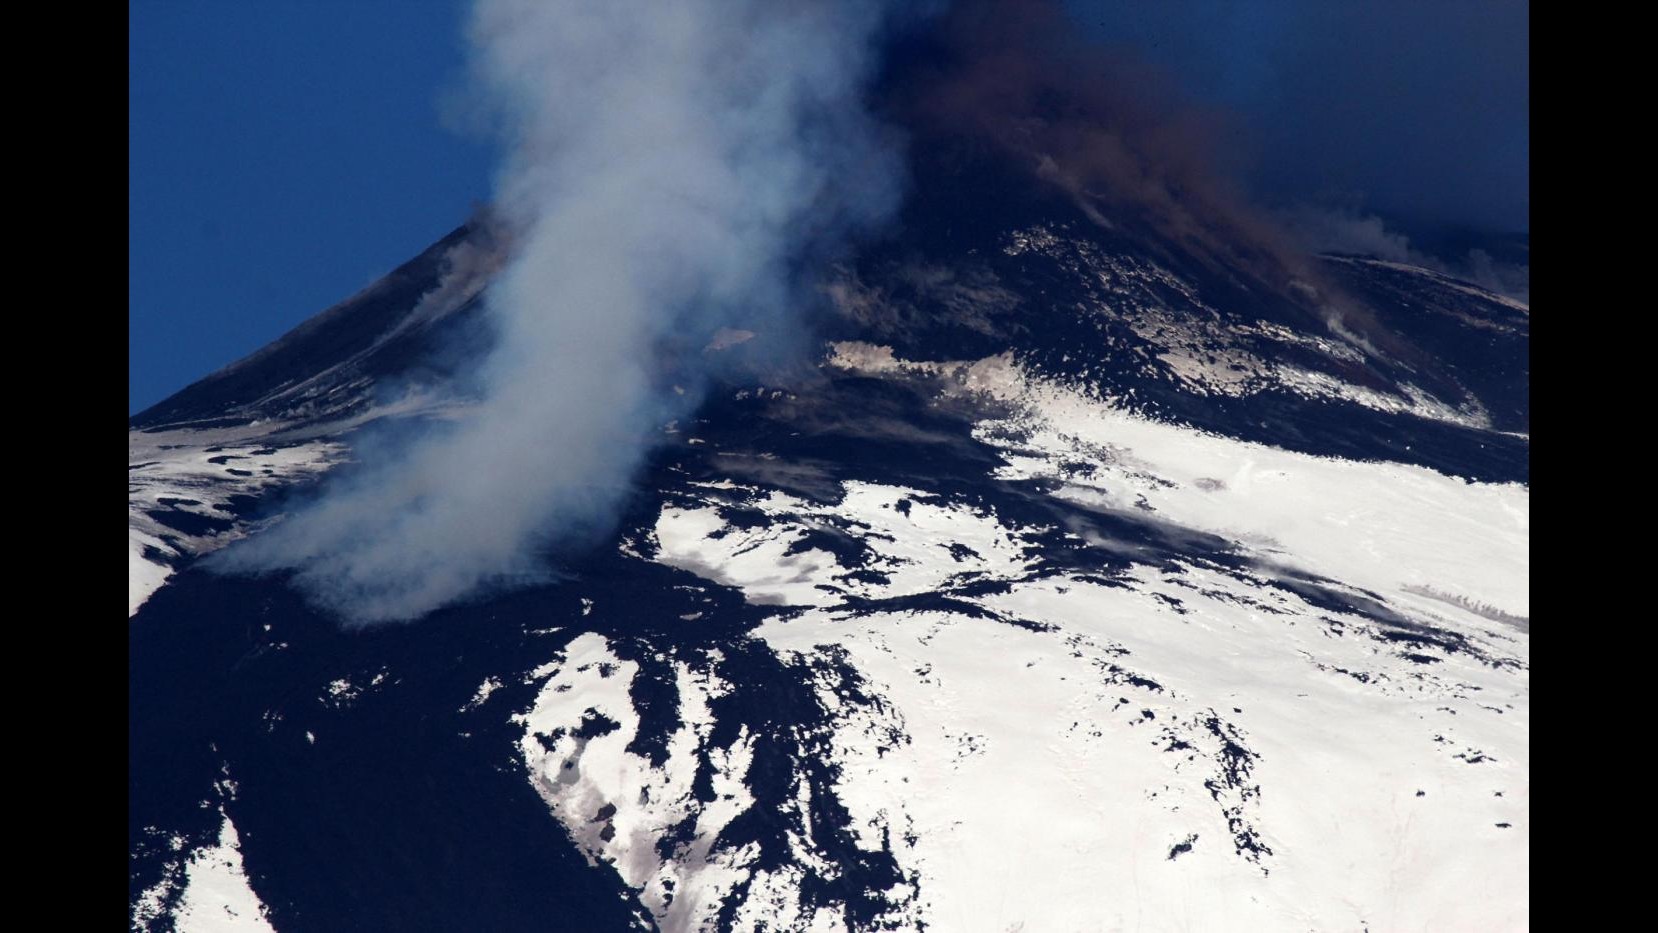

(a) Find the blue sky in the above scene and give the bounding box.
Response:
[129,1,497,413]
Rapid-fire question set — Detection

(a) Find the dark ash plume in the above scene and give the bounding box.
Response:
[887,0,1414,354]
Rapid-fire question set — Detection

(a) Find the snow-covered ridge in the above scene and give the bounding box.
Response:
[127,434,343,616]
[128,390,480,617]
[1003,225,1498,429]
[1326,254,1531,316]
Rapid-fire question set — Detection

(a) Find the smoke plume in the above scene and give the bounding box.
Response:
[218,0,917,624]
[1277,204,1529,303]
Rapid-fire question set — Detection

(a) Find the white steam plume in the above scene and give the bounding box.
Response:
[217,0,914,623]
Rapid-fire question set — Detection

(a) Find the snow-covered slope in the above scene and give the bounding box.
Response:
[130,164,1527,930]
[497,347,1526,931]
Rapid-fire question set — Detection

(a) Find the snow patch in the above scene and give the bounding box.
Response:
[132,807,274,933]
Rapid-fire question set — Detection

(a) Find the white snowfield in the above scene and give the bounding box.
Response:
[827,342,1528,620]
[513,348,1527,931]
[168,811,277,933]
[515,635,765,931]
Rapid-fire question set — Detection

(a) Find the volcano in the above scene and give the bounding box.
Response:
[129,133,1528,931]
